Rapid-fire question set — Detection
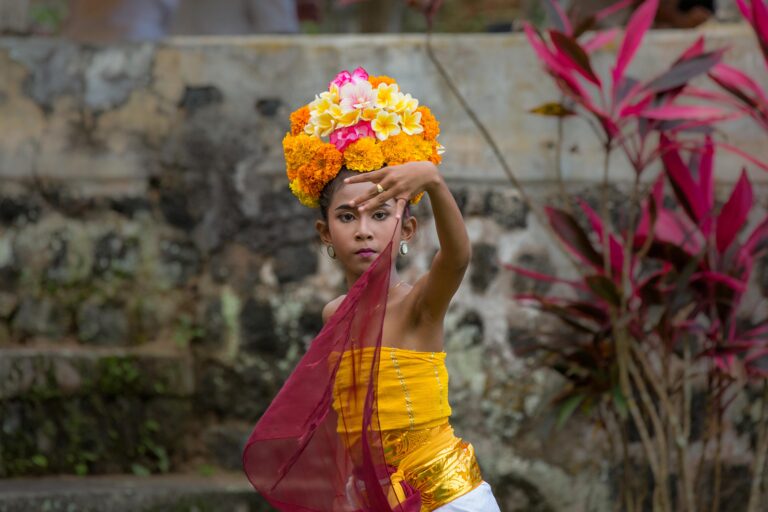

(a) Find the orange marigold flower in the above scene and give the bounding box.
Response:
[343,138,384,172]
[410,191,425,205]
[380,134,432,165]
[428,139,442,165]
[289,106,311,136]
[417,106,440,140]
[368,75,397,89]
[290,143,343,206]
[289,179,319,208]
[283,133,324,181]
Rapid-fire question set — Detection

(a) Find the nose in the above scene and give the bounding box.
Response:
[355,217,374,241]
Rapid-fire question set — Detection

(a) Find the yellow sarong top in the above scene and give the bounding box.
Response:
[332,347,482,512]
[332,346,452,432]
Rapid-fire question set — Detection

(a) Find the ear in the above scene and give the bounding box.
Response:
[400,215,417,242]
[316,219,332,246]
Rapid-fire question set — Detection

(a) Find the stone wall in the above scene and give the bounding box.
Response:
[1,26,767,510]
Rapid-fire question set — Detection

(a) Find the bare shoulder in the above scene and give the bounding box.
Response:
[322,294,347,324]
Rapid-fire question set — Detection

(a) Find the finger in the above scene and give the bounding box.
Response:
[350,183,385,208]
[394,197,407,220]
[343,169,386,185]
[358,185,400,212]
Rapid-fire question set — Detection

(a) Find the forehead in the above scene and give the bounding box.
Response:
[330,180,394,207]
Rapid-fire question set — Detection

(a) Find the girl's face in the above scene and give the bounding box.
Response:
[317,180,416,278]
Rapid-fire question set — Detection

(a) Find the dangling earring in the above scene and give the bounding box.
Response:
[399,241,409,256]
[326,245,336,259]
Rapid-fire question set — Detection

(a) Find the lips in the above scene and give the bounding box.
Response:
[355,248,377,257]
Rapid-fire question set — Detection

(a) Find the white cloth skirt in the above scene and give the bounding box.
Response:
[433,481,501,511]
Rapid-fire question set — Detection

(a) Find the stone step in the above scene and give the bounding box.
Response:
[0,348,194,400]
[0,348,197,478]
[0,473,273,512]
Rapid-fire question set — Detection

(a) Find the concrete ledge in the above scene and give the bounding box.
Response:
[0,473,271,512]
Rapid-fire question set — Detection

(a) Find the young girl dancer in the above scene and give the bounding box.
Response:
[243,67,500,511]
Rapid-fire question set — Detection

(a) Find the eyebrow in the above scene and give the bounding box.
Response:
[334,203,392,211]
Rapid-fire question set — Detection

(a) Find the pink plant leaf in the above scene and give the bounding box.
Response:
[752,0,768,65]
[736,0,753,22]
[503,264,588,290]
[636,174,664,241]
[545,206,603,269]
[717,142,768,172]
[655,210,704,254]
[550,30,602,86]
[578,200,625,274]
[710,62,768,104]
[524,24,573,78]
[642,104,731,121]
[612,0,659,100]
[582,29,620,53]
[699,136,715,235]
[676,36,706,62]
[716,169,753,253]
[594,0,636,23]
[691,271,748,292]
[740,215,768,260]
[659,134,707,224]
[618,92,654,118]
[543,0,573,35]
[744,321,768,340]
[640,50,724,95]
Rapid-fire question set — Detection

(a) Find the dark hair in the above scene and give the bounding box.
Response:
[319,167,411,221]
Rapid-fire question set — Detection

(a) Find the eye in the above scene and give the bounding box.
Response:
[372,210,389,221]
[337,212,356,223]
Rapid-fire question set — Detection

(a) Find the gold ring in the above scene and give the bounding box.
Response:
[376,183,385,194]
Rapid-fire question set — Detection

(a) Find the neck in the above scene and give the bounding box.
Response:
[344,266,401,291]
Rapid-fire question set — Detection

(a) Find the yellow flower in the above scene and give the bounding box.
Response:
[343,137,385,172]
[361,108,378,122]
[371,111,401,140]
[311,111,336,137]
[310,95,333,116]
[400,110,424,136]
[375,83,400,110]
[392,93,418,113]
[329,104,361,127]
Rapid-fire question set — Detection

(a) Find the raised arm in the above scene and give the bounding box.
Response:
[414,165,470,320]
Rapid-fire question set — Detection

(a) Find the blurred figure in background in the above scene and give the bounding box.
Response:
[61,0,301,43]
[62,0,179,42]
[170,0,300,35]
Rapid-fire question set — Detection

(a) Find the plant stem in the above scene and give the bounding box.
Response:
[747,381,768,512]
[711,373,723,512]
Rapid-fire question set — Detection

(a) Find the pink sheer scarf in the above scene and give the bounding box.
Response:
[242,234,421,511]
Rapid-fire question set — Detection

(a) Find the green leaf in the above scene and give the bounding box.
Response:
[32,454,48,468]
[131,463,151,477]
[612,385,628,419]
[546,207,603,268]
[557,393,586,429]
[529,102,577,117]
[586,275,622,307]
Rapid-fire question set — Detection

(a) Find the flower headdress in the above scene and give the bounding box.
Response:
[284,66,444,207]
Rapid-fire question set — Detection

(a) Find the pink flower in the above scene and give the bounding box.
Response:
[329,66,369,89]
[329,121,375,151]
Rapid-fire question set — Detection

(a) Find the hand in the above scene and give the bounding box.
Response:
[343,161,439,218]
